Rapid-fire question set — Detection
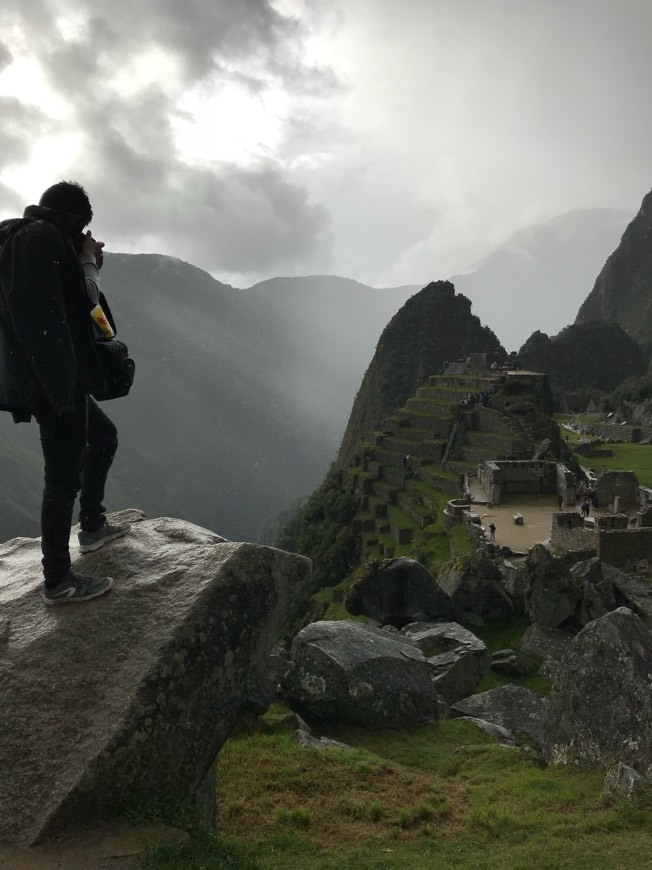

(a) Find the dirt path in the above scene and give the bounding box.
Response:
[0,822,188,870]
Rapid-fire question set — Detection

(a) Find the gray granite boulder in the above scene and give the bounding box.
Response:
[500,560,527,614]
[491,649,530,677]
[437,549,513,621]
[0,510,311,846]
[402,622,489,704]
[282,620,438,727]
[451,685,546,744]
[542,607,652,770]
[520,623,576,660]
[244,645,289,717]
[345,557,456,627]
[523,544,582,628]
[459,717,517,747]
[603,763,651,802]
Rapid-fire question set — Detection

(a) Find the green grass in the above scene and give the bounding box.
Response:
[579,443,652,489]
[191,713,652,870]
[449,523,474,557]
[467,617,550,696]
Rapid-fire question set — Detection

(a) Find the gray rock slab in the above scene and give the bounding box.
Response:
[542,607,652,770]
[491,649,530,677]
[521,623,576,660]
[459,716,517,747]
[0,510,311,846]
[603,763,650,801]
[345,557,456,627]
[523,544,583,629]
[451,685,546,744]
[402,622,489,705]
[437,549,513,620]
[282,620,438,727]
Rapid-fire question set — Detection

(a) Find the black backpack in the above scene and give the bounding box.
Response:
[91,293,136,401]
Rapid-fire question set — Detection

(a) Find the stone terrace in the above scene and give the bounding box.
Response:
[343,373,539,559]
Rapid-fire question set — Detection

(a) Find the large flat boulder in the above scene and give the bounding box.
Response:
[0,510,311,846]
[282,620,438,727]
[542,607,652,770]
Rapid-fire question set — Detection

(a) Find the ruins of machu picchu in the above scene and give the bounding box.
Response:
[343,360,555,562]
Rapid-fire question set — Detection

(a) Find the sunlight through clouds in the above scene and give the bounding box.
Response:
[172,79,290,166]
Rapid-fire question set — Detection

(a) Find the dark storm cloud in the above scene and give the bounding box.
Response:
[0,42,11,71]
[0,0,334,277]
[0,97,51,163]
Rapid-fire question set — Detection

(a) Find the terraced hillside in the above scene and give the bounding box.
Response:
[343,373,538,561]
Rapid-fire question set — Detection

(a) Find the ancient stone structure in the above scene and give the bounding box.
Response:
[477,460,575,505]
[595,470,639,510]
[0,510,311,846]
[550,512,597,553]
[598,528,652,568]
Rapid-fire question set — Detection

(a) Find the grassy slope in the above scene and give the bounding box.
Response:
[560,421,652,487]
[202,713,651,870]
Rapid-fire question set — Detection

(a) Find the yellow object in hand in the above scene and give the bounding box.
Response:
[91,304,115,339]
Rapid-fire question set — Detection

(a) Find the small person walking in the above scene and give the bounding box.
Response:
[489,522,496,542]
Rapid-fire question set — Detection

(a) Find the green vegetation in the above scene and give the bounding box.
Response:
[449,522,474,557]
[561,425,652,488]
[519,322,646,394]
[168,710,652,870]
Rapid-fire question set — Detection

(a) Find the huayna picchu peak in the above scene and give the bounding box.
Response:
[336,281,504,470]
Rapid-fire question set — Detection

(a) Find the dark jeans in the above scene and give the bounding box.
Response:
[34,396,118,587]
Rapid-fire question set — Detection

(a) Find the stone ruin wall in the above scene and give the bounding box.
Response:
[598,528,652,567]
[478,460,575,505]
[595,471,640,510]
[550,513,597,553]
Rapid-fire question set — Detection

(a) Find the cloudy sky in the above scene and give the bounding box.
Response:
[1,0,651,291]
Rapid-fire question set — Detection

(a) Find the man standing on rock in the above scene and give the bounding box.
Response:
[0,181,129,605]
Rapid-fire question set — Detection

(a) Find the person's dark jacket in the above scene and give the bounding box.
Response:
[0,205,106,418]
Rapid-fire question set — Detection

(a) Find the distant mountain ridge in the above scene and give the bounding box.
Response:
[575,189,652,346]
[0,259,418,543]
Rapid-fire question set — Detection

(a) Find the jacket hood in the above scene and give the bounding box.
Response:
[23,204,87,239]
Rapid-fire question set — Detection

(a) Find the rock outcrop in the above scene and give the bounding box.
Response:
[282,620,438,727]
[451,685,546,745]
[402,622,489,704]
[0,510,311,846]
[523,545,582,628]
[345,557,456,627]
[575,187,652,344]
[542,607,652,770]
[437,549,513,622]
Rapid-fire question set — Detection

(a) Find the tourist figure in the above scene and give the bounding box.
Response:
[0,181,130,606]
[581,500,591,518]
[489,522,496,542]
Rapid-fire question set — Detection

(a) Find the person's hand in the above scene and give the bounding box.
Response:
[81,230,105,267]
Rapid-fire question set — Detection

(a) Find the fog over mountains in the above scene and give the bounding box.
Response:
[0,262,417,543]
[451,208,629,351]
[0,206,629,544]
